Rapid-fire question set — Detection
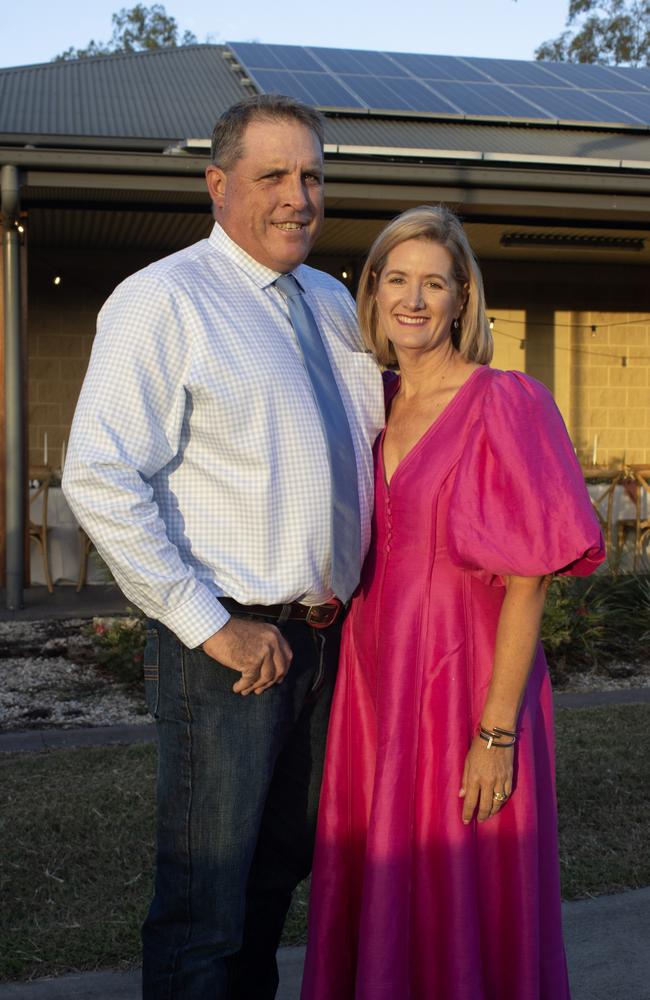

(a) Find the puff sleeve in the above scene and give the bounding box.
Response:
[448,370,605,579]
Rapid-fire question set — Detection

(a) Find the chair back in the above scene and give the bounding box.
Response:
[632,470,650,521]
[29,468,52,530]
[587,471,622,552]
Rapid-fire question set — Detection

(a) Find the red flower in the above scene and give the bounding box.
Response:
[94,623,107,636]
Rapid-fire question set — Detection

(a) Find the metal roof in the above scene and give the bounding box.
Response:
[322,117,650,164]
[0,45,249,142]
[0,43,648,171]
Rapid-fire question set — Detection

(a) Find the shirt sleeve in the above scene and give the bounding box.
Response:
[62,270,230,647]
[447,370,605,579]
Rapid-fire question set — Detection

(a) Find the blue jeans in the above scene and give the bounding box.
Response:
[141,615,340,999]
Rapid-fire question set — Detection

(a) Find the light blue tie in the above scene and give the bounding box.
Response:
[275,273,361,602]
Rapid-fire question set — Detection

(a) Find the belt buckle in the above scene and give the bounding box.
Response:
[306,598,343,629]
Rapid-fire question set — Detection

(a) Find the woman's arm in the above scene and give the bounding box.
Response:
[459,574,549,824]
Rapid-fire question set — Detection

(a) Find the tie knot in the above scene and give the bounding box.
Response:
[275,273,302,299]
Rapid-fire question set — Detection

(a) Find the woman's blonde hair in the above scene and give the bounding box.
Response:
[357,205,493,367]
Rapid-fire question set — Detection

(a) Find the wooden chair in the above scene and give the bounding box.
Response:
[28,469,54,593]
[587,469,622,563]
[77,527,95,591]
[616,470,650,572]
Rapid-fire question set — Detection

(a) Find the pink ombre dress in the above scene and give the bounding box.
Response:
[302,367,604,1000]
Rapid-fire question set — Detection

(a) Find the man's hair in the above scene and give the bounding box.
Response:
[211,95,325,169]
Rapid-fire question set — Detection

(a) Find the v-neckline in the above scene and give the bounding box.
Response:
[380,366,486,490]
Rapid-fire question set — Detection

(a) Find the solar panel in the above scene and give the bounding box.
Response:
[311,47,399,76]
[433,81,548,118]
[389,52,488,83]
[247,68,365,108]
[227,42,650,127]
[268,45,325,73]
[467,58,561,88]
[340,75,459,114]
[339,75,415,111]
[514,85,644,124]
[597,65,650,92]
[590,90,650,121]
[230,43,287,70]
[537,60,623,89]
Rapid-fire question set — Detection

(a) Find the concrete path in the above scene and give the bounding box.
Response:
[0,585,130,621]
[0,889,649,998]
[2,685,649,755]
[0,722,156,754]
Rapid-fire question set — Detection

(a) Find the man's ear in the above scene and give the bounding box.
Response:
[205,164,227,208]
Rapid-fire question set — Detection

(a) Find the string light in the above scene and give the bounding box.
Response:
[491,325,650,362]
[491,315,650,332]
[52,276,61,286]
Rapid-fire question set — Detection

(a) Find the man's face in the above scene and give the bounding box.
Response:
[206,118,325,273]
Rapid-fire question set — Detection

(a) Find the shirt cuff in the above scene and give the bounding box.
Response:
[158,582,231,649]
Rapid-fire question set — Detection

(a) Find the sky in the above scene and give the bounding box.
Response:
[2,0,572,69]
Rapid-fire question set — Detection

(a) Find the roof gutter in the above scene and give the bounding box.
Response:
[1,142,649,179]
[322,143,650,173]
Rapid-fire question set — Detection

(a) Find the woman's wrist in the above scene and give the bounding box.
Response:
[480,704,519,733]
[477,724,516,749]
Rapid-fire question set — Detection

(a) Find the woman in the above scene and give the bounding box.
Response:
[301,206,604,999]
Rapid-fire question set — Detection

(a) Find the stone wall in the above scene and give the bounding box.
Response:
[27,248,153,471]
[570,311,649,468]
[25,253,650,472]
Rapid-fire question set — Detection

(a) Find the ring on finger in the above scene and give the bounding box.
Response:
[492,791,508,802]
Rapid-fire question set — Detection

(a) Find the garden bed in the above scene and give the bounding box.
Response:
[1,573,649,732]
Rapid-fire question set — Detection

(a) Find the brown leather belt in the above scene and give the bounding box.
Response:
[220,596,344,629]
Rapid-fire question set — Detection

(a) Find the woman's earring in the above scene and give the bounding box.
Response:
[452,318,460,332]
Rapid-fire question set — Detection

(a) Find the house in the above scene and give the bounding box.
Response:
[1,42,649,591]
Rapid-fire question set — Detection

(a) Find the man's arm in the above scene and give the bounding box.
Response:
[63,272,291,692]
[63,271,228,647]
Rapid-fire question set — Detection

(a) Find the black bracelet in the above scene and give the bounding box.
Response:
[479,725,517,749]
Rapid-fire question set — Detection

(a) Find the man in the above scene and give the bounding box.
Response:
[63,95,384,999]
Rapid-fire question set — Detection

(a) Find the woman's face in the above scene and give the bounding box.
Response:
[374,238,461,359]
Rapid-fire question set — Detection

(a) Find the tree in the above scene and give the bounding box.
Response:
[54,3,198,61]
[535,0,650,65]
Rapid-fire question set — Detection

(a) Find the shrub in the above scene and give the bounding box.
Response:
[542,573,650,685]
[86,614,145,687]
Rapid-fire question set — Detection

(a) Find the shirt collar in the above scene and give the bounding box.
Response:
[208,222,303,291]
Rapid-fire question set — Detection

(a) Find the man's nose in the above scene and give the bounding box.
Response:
[283,173,309,210]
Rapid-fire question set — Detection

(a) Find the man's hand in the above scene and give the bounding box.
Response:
[202,618,293,696]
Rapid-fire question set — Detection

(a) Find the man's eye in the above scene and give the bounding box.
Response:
[304,173,323,184]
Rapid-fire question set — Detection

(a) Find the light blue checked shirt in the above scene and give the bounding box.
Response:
[63,224,384,648]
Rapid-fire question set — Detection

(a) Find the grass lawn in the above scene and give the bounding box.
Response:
[2,703,649,981]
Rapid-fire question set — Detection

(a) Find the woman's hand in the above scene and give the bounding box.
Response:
[459,734,514,824]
